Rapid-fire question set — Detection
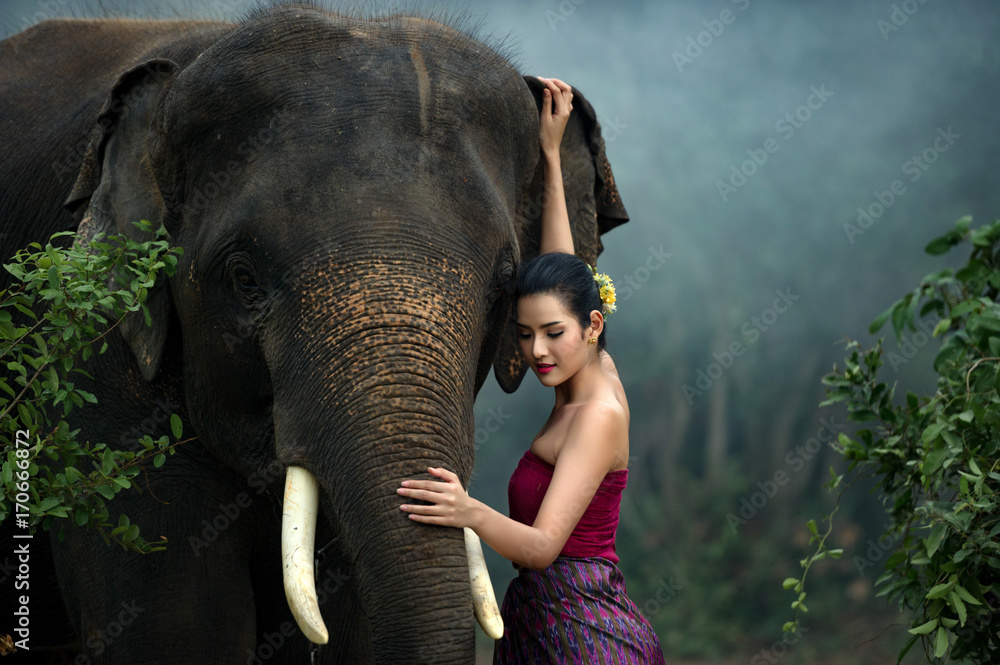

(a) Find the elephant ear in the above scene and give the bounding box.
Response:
[491,76,630,394]
[66,59,180,382]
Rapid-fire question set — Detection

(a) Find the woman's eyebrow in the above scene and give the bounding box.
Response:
[517,321,564,328]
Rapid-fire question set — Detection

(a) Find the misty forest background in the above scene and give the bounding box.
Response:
[4,0,1000,663]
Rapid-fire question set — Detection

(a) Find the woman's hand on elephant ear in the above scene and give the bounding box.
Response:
[538,76,573,155]
[397,468,477,528]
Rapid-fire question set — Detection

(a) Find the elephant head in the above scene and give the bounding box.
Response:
[64,6,626,661]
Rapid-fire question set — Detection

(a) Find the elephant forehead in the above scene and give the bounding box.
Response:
[166,8,526,143]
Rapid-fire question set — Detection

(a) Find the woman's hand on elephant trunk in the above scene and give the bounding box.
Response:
[397,467,483,529]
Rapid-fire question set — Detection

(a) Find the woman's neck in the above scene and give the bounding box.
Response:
[553,351,605,407]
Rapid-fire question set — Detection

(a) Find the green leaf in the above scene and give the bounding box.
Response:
[170,413,182,439]
[870,305,894,334]
[782,577,800,590]
[954,215,972,235]
[101,449,114,475]
[934,625,949,658]
[925,233,957,256]
[892,300,907,338]
[926,581,953,600]
[950,590,967,626]
[922,448,949,477]
[908,618,939,635]
[848,408,879,423]
[925,524,947,557]
[953,584,982,605]
[932,318,952,337]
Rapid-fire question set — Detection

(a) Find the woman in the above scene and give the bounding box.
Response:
[398,77,664,663]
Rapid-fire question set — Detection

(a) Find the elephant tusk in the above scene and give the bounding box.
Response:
[281,466,330,645]
[464,527,504,640]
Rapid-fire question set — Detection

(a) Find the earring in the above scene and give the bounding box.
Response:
[588,337,597,345]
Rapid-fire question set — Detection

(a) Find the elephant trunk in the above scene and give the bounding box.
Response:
[269,254,502,660]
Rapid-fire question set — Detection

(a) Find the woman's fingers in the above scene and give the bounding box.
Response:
[540,78,572,120]
[398,487,453,503]
[427,466,459,482]
[399,480,440,492]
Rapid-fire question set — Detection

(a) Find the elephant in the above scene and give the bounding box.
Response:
[0,4,628,663]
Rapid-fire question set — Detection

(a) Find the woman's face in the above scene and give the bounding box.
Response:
[516,293,594,387]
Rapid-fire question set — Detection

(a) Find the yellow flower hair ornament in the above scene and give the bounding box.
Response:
[589,265,617,317]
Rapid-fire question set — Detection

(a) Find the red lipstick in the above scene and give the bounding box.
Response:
[537,364,554,374]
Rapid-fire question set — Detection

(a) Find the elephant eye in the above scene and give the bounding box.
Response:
[232,265,259,293]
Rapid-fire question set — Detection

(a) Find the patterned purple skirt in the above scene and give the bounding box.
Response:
[493,557,665,664]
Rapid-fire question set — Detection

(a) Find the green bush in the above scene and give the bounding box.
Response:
[786,216,1000,663]
[1,222,185,553]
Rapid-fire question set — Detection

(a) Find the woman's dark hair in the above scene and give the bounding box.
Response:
[517,252,608,351]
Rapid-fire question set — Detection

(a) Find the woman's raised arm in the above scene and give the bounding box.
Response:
[537,76,575,256]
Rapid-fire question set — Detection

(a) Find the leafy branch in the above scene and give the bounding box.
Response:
[784,216,1000,664]
[1,222,185,552]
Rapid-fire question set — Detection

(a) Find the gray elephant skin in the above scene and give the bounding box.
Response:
[0,4,627,663]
